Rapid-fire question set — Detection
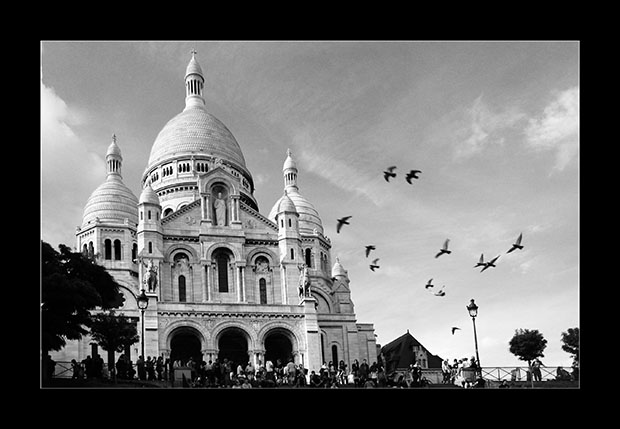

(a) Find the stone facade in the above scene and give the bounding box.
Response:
[53,52,376,375]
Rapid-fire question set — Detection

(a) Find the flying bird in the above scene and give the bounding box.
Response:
[369,258,380,271]
[434,286,446,297]
[365,245,376,258]
[474,254,485,268]
[336,216,352,233]
[480,255,500,272]
[425,278,434,289]
[383,166,397,182]
[507,233,524,253]
[435,239,451,258]
[405,170,422,184]
[451,327,461,335]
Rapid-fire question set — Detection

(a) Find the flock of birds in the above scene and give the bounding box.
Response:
[335,165,526,336]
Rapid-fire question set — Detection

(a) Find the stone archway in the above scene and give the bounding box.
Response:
[217,327,250,367]
[264,328,294,367]
[169,326,203,365]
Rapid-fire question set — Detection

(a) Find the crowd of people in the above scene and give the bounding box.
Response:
[441,356,485,388]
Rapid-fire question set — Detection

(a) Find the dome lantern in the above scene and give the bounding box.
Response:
[184,49,205,109]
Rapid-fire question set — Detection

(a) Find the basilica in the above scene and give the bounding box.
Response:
[53,52,377,374]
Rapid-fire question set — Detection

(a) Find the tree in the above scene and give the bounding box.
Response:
[508,328,547,387]
[41,241,124,362]
[561,327,579,367]
[89,310,139,379]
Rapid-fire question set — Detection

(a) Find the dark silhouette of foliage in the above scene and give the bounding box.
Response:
[561,327,579,367]
[508,328,547,365]
[41,241,124,354]
[89,310,139,375]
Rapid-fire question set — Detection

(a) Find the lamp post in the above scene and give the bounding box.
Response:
[137,290,149,360]
[466,299,481,377]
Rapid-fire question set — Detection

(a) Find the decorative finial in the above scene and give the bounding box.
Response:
[112,133,117,143]
[336,257,340,264]
[287,148,292,157]
[190,48,197,57]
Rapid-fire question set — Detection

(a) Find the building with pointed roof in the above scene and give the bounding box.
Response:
[380,331,444,373]
[59,52,377,374]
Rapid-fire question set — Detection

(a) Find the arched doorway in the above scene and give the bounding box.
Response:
[264,329,294,367]
[170,327,202,365]
[218,328,249,367]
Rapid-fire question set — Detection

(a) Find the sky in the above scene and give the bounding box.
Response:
[41,40,579,369]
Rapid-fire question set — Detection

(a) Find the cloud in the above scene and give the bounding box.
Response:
[454,95,526,160]
[41,70,101,247]
[293,130,393,207]
[525,87,579,171]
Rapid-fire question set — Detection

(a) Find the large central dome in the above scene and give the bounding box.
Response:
[146,106,247,170]
[141,52,257,213]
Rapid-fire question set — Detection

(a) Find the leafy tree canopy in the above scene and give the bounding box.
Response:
[41,241,124,352]
[89,310,139,354]
[561,327,579,366]
[508,328,547,364]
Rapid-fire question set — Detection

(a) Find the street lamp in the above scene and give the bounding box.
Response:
[466,299,481,377]
[137,290,149,360]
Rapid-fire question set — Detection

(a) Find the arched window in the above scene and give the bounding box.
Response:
[88,242,94,257]
[148,210,151,220]
[305,248,312,268]
[259,278,267,304]
[331,345,338,366]
[164,208,173,217]
[290,248,295,260]
[216,252,229,293]
[148,242,153,253]
[104,239,112,260]
[82,244,88,255]
[132,243,137,261]
[178,275,186,302]
[114,239,122,260]
[288,218,292,227]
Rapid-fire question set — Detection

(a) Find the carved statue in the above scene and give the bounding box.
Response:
[144,259,158,292]
[298,264,311,298]
[213,192,226,226]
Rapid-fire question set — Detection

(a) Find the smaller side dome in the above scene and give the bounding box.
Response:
[139,184,160,205]
[332,257,348,278]
[275,191,297,214]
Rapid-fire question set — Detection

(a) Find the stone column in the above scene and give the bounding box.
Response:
[201,264,207,302]
[240,266,246,302]
[301,296,321,374]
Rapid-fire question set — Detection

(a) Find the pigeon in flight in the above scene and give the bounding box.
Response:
[405,170,422,184]
[451,327,461,335]
[336,216,352,233]
[507,233,524,253]
[383,166,397,182]
[480,255,500,272]
[434,286,446,297]
[365,245,376,258]
[369,258,380,271]
[474,254,485,268]
[435,239,451,258]
[425,278,434,289]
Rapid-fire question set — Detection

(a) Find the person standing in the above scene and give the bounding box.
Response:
[136,355,146,381]
[531,358,544,382]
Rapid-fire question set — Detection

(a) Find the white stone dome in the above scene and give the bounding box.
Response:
[82,175,138,227]
[332,258,348,278]
[268,188,323,234]
[146,106,247,171]
[139,184,160,205]
[272,192,297,215]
